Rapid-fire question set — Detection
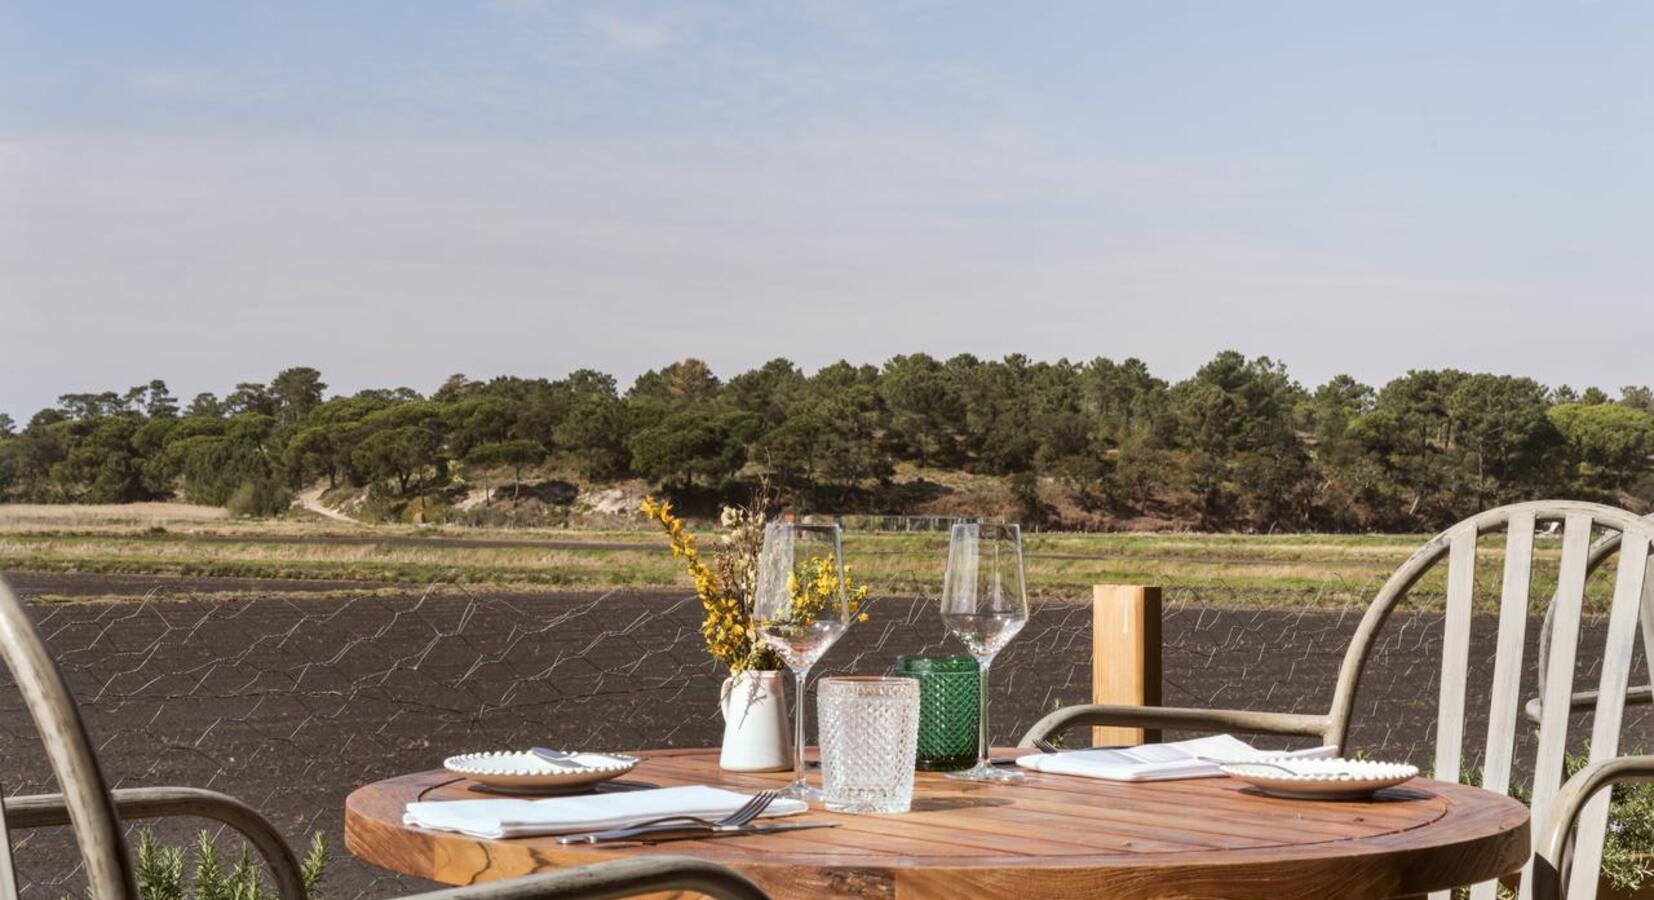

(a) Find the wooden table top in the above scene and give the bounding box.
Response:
[345,748,1530,900]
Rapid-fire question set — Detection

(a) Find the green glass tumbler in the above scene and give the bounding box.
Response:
[895,655,980,772]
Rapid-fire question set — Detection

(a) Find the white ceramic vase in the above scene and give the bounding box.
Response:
[719,669,793,772]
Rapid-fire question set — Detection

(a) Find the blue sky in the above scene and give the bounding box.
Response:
[2,1,1651,417]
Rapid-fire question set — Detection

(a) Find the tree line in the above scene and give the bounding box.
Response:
[1,352,1651,531]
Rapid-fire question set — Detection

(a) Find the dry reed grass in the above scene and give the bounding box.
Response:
[0,505,1616,611]
[0,503,229,529]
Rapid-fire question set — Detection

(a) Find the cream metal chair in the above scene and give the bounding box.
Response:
[1532,753,1654,900]
[0,574,767,900]
[1020,501,1654,900]
[1522,516,1654,899]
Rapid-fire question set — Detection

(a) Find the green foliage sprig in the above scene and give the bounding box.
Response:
[135,829,185,900]
[128,828,328,900]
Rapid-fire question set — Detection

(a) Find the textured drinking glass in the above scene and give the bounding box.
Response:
[895,655,979,771]
[817,677,920,814]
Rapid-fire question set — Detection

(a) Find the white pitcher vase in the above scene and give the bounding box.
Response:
[719,669,792,772]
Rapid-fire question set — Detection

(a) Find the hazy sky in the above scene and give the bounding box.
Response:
[3,1,1651,419]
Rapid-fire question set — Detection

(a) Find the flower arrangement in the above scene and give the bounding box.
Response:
[640,496,868,673]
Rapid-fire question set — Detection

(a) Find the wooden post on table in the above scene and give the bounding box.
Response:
[1091,585,1163,747]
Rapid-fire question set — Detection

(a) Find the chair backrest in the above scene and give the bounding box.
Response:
[0,575,138,898]
[1532,513,1654,707]
[1323,501,1654,900]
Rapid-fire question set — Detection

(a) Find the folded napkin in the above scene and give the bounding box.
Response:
[1016,734,1339,782]
[404,785,808,839]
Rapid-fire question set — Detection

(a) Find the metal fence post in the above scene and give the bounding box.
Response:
[1091,585,1163,747]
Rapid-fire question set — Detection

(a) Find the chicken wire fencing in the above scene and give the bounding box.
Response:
[0,583,1649,898]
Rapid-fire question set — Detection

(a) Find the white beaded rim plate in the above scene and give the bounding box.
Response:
[1218,758,1419,800]
[444,751,640,793]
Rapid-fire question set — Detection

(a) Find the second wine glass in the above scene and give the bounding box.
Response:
[754,521,852,802]
[940,521,1029,783]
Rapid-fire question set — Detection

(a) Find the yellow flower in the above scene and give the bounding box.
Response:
[642,495,871,672]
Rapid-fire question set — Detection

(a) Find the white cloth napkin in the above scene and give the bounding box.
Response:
[404,785,809,839]
[1016,734,1339,782]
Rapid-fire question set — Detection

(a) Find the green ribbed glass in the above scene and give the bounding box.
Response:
[895,655,980,771]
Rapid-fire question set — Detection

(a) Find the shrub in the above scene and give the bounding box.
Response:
[225,479,291,518]
[131,827,328,900]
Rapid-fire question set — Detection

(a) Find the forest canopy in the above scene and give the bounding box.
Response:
[2,353,1651,532]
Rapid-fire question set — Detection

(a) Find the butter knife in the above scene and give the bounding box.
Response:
[529,747,584,768]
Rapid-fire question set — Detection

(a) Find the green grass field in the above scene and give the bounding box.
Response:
[0,505,1620,611]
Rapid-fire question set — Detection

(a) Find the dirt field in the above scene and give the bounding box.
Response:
[0,580,1645,898]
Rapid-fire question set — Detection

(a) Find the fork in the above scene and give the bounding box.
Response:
[556,789,781,844]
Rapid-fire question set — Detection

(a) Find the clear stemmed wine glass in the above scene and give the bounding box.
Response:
[754,521,853,802]
[940,521,1029,783]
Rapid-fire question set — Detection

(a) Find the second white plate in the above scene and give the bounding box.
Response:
[1219,758,1419,800]
[445,751,639,794]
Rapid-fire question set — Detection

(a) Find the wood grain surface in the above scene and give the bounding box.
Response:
[345,749,1529,900]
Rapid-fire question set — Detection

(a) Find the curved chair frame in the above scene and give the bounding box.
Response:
[0,568,136,897]
[1532,754,1654,900]
[0,574,768,900]
[1020,500,1654,900]
[1526,516,1654,724]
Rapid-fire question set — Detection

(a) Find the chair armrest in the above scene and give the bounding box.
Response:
[1532,754,1654,900]
[5,792,767,900]
[4,786,308,900]
[1016,703,1333,751]
[395,855,769,900]
[1523,685,1652,726]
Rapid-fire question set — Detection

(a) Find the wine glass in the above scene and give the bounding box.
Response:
[754,521,853,801]
[940,521,1029,782]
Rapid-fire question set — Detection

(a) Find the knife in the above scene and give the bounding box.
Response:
[632,822,840,844]
[558,821,836,845]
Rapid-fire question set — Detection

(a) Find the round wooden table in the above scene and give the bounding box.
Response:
[346,748,1529,900]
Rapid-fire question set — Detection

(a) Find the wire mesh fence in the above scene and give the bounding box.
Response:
[0,582,1648,898]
